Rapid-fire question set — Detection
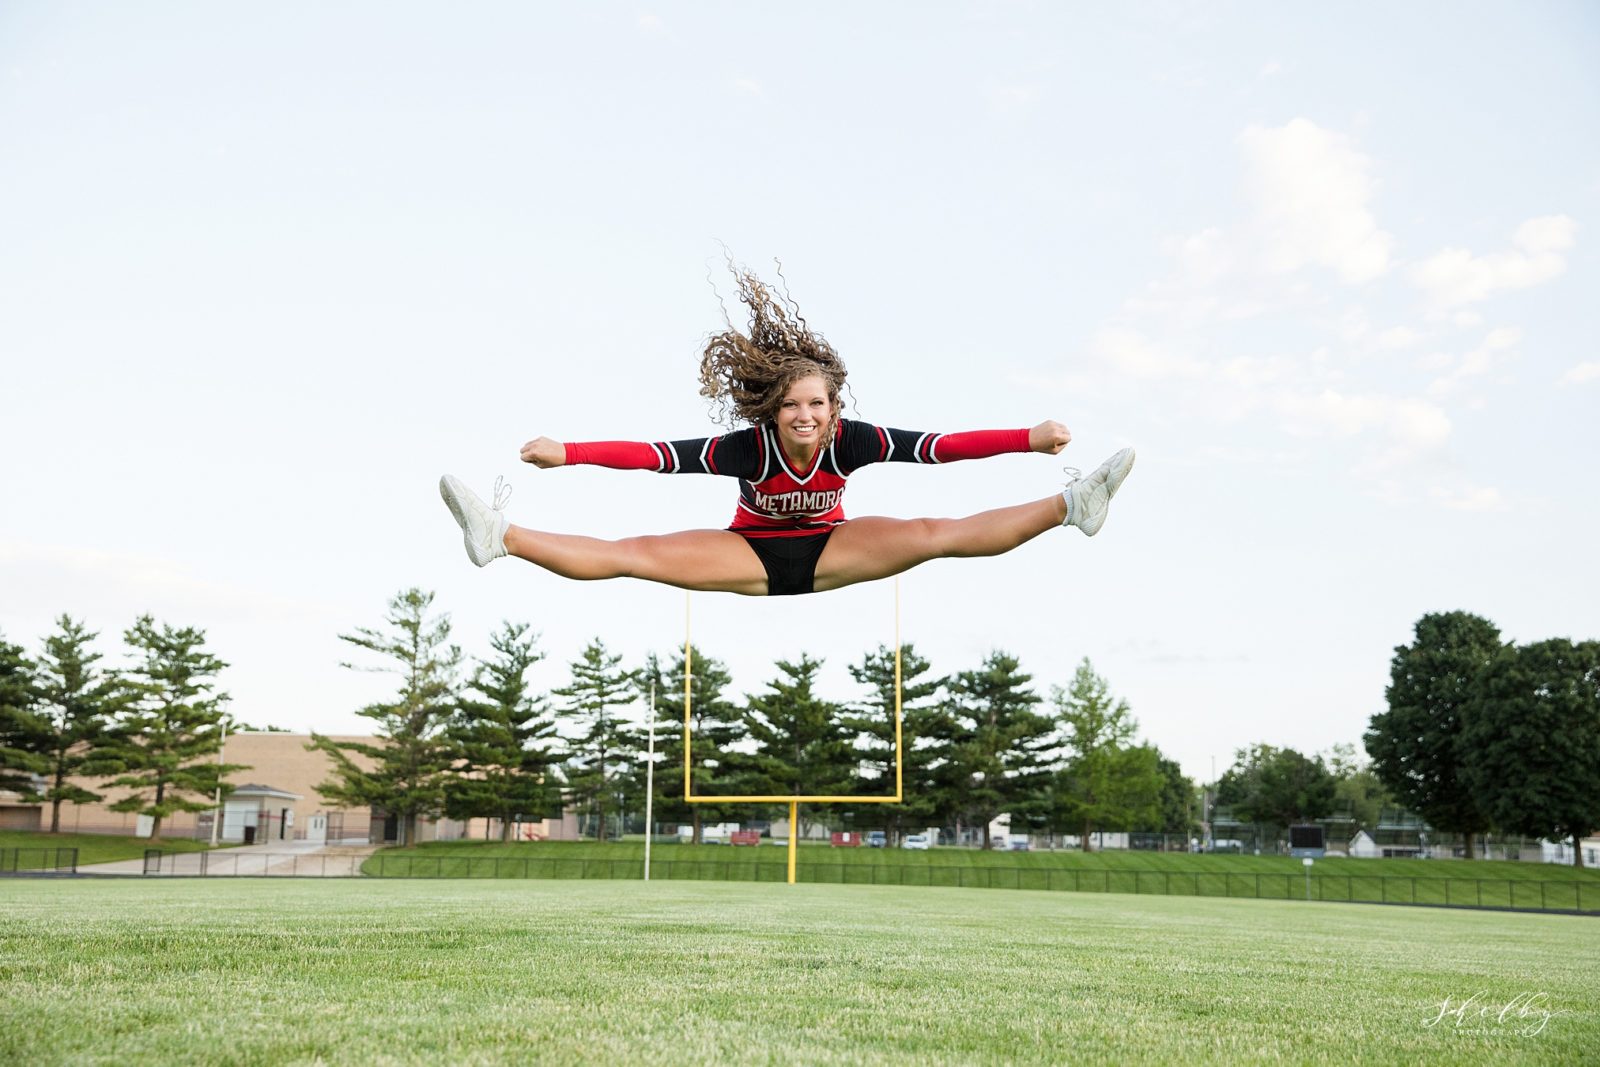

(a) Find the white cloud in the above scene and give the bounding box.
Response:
[1427,327,1521,397]
[636,13,665,33]
[732,78,762,96]
[1430,484,1505,512]
[1272,389,1451,452]
[1238,118,1393,284]
[1410,214,1577,309]
[1376,326,1421,350]
[1092,327,1207,380]
[1561,361,1600,386]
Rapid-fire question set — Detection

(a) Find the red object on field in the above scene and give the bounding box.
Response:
[729,831,760,846]
[831,832,863,847]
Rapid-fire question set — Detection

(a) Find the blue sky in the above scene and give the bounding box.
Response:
[3,2,1596,785]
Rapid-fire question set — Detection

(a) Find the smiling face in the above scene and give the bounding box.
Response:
[774,374,836,459]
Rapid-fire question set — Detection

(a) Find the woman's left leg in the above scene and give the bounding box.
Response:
[812,494,1066,592]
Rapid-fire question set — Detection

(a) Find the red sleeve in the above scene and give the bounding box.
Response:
[563,441,665,470]
[931,428,1032,462]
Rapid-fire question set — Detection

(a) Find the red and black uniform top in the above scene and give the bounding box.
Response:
[563,420,1031,538]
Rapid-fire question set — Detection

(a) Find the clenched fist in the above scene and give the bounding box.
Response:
[1029,420,1071,455]
[519,437,567,468]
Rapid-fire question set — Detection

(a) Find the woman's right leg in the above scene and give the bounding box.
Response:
[504,526,769,595]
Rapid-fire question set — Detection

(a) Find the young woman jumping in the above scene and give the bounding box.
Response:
[440,269,1134,596]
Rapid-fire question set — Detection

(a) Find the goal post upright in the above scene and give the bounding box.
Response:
[682,580,906,885]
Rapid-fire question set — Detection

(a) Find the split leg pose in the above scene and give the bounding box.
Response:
[441,269,1134,596]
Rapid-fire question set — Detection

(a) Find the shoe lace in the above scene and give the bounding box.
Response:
[1061,465,1082,486]
[492,475,512,511]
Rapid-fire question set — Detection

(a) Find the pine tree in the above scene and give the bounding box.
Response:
[843,642,948,844]
[19,618,130,831]
[553,639,640,842]
[644,645,744,843]
[1050,658,1159,851]
[444,622,561,841]
[0,633,46,799]
[946,651,1052,848]
[743,654,853,838]
[106,616,245,839]
[310,589,460,846]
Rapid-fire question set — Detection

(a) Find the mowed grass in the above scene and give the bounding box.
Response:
[362,840,1600,913]
[3,880,1594,1066]
[0,829,221,868]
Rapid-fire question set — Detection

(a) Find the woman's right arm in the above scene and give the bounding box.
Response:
[520,430,760,477]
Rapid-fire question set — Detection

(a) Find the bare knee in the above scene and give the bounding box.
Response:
[914,517,966,559]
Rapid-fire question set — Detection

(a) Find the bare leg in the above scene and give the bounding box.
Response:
[503,525,769,595]
[813,494,1065,592]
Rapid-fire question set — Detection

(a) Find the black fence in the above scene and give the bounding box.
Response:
[354,853,1600,913]
[0,847,78,874]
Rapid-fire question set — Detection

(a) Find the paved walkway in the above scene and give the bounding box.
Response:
[77,840,379,877]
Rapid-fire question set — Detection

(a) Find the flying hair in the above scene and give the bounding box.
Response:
[699,256,849,444]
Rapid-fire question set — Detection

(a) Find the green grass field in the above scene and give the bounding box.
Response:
[0,829,221,868]
[1,878,1594,1065]
[359,840,1600,913]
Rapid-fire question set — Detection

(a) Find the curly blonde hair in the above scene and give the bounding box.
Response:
[699,264,848,444]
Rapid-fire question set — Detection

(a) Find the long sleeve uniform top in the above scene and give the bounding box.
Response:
[563,419,1031,537]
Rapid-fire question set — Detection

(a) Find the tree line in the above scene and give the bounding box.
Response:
[0,616,246,837]
[307,588,1198,848]
[1209,610,1600,867]
[7,598,1588,859]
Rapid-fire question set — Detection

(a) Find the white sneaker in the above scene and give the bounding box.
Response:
[1062,447,1135,537]
[439,475,510,567]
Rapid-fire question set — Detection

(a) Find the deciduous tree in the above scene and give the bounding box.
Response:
[1365,611,1500,858]
[1461,639,1600,867]
[1216,743,1337,833]
[1049,659,1158,850]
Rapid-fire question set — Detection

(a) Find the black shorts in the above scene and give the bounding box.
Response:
[738,529,834,596]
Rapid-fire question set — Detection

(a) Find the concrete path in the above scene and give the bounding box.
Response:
[77,840,379,877]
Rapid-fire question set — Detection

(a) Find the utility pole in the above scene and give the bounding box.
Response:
[209,721,228,847]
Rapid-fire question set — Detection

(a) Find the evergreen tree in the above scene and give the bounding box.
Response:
[1461,639,1600,867]
[644,645,744,844]
[105,616,245,839]
[0,634,46,799]
[743,654,852,838]
[1365,611,1500,858]
[843,642,949,844]
[310,588,460,846]
[1049,659,1159,850]
[946,651,1052,849]
[553,639,640,842]
[444,622,561,841]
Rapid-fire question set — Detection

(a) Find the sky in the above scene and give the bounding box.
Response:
[2,2,1597,787]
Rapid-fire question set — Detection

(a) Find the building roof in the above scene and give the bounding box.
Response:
[228,784,303,801]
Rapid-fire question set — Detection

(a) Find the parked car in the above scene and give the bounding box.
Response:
[901,833,931,850]
[866,832,887,848]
